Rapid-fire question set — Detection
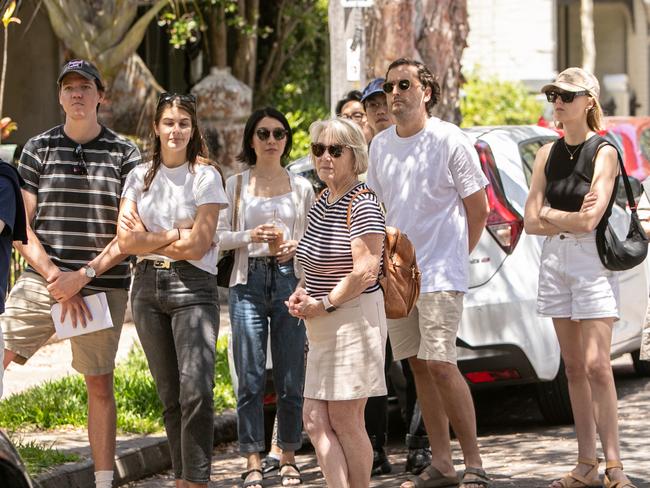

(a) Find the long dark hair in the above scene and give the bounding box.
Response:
[144,94,210,191]
[237,107,293,166]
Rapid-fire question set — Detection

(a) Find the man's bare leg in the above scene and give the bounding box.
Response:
[85,373,116,475]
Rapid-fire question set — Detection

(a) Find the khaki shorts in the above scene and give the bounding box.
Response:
[1,271,128,375]
[387,291,464,363]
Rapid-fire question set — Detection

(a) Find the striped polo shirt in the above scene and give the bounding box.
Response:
[18,125,141,290]
[296,182,385,299]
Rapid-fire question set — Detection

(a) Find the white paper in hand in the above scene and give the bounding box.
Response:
[51,292,114,339]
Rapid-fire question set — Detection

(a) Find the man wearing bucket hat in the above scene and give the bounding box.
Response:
[526,66,638,488]
[1,59,141,488]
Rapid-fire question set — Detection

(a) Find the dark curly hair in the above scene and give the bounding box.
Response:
[237,107,293,166]
[385,58,440,116]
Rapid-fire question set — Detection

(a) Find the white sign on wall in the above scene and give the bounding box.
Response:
[346,38,361,82]
[341,0,374,7]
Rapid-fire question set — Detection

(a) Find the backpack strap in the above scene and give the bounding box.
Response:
[346,188,375,228]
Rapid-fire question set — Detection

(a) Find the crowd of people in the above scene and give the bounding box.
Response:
[0,56,644,488]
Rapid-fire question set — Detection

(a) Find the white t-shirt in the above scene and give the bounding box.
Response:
[122,161,229,274]
[243,190,296,257]
[367,117,488,293]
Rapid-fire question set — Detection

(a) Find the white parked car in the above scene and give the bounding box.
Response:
[287,125,650,424]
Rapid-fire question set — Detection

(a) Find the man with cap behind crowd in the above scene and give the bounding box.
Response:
[0,59,141,488]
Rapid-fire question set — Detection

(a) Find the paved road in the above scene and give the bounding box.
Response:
[127,360,650,488]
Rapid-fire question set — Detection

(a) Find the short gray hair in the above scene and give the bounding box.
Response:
[308,117,368,175]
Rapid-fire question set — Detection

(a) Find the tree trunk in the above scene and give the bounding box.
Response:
[365,0,416,80]
[232,0,259,90]
[209,4,228,68]
[580,0,596,73]
[416,0,469,124]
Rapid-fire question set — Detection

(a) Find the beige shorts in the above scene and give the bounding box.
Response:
[387,290,464,363]
[1,271,128,375]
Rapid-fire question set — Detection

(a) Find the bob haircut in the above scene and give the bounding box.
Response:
[237,107,293,165]
[309,117,368,175]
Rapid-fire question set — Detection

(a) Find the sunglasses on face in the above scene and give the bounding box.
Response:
[255,127,288,141]
[382,79,416,94]
[73,145,88,176]
[545,90,589,103]
[311,143,348,158]
[157,92,197,107]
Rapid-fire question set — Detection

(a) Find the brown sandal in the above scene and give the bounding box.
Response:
[603,461,637,488]
[552,457,602,488]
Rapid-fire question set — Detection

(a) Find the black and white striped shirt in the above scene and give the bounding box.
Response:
[18,125,141,290]
[296,182,385,299]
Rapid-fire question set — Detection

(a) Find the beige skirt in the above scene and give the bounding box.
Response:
[304,290,387,401]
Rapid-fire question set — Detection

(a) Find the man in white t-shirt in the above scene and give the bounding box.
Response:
[367,58,490,488]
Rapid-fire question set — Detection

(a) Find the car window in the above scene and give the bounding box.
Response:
[518,137,556,187]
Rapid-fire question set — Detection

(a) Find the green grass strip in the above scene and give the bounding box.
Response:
[0,336,235,433]
[10,438,81,476]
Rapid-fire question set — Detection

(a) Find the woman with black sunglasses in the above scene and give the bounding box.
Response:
[287,117,387,488]
[117,92,228,488]
[525,68,638,488]
[217,107,314,488]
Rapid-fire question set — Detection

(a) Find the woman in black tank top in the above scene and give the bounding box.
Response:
[524,68,636,488]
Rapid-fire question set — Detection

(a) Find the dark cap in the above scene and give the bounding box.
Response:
[361,78,386,103]
[57,59,104,90]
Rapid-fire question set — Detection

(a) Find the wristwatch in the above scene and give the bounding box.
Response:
[83,265,96,279]
[321,295,337,313]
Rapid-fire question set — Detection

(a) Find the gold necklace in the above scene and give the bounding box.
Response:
[563,139,585,160]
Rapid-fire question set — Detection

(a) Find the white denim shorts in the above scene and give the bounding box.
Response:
[537,231,619,321]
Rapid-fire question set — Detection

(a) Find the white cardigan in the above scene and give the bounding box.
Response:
[217,169,315,287]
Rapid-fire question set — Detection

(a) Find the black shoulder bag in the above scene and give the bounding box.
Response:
[217,174,243,287]
[596,152,649,271]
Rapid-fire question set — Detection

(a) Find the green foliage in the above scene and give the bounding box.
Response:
[460,74,544,127]
[9,438,80,476]
[0,339,235,433]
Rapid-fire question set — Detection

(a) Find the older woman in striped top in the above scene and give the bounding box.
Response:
[287,117,387,488]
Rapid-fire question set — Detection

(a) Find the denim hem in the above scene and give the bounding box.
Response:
[183,475,211,484]
[276,439,302,452]
[239,441,266,453]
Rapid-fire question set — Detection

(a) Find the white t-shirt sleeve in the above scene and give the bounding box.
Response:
[448,134,489,199]
[121,165,144,202]
[194,166,229,206]
[367,142,383,201]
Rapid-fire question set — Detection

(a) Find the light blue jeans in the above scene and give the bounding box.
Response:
[230,257,306,453]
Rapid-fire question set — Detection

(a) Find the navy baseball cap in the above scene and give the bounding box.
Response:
[57,59,104,90]
[361,78,386,103]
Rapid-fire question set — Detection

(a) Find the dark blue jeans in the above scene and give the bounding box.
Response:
[131,260,219,483]
[230,257,305,453]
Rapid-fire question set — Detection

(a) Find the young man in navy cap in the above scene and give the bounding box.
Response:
[1,59,141,488]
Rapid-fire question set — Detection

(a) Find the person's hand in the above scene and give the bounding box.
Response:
[250,224,279,243]
[178,228,192,240]
[580,191,598,213]
[539,206,551,220]
[276,240,298,263]
[120,209,147,232]
[59,293,93,328]
[47,270,90,302]
[286,287,308,318]
[298,295,326,319]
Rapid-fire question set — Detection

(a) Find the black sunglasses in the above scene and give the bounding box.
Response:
[157,92,197,107]
[545,90,589,103]
[255,127,288,141]
[382,79,414,94]
[73,145,88,176]
[311,143,348,158]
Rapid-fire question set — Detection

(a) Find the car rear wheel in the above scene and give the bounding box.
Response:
[631,349,650,377]
[534,361,574,425]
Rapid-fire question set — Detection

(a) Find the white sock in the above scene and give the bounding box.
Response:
[95,470,114,488]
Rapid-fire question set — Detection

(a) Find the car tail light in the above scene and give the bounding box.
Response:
[475,141,524,254]
[465,368,521,384]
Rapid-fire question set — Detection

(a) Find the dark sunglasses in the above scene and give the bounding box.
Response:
[311,143,348,158]
[382,79,414,94]
[157,92,197,107]
[73,145,88,176]
[255,127,288,141]
[545,90,589,103]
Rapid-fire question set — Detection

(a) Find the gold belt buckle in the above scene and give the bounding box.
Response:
[153,260,171,269]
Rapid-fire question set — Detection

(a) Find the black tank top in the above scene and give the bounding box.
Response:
[544,135,619,228]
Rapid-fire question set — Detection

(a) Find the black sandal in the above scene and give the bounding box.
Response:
[279,463,303,486]
[261,455,280,475]
[459,466,490,488]
[242,468,264,488]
